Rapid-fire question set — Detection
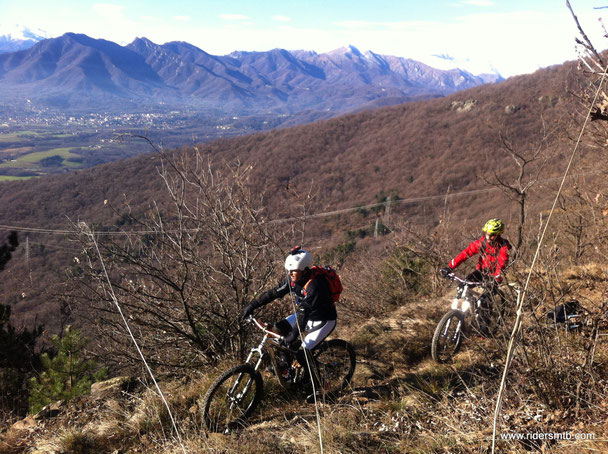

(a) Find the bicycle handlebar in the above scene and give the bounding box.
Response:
[443,272,483,287]
[247,316,283,340]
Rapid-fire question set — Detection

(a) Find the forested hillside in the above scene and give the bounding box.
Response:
[0,55,595,329]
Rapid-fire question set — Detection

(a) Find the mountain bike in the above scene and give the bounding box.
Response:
[200,316,356,433]
[431,272,510,363]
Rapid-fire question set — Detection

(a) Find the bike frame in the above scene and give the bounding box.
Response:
[223,318,284,410]
[247,317,293,377]
[447,273,483,316]
[445,273,521,329]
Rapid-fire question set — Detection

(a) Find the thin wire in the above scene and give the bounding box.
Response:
[490,64,608,453]
[0,167,603,237]
[285,269,325,454]
[83,223,188,454]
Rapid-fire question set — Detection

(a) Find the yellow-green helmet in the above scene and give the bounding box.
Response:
[482,218,505,235]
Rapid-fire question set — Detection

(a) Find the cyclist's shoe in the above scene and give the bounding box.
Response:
[275,360,293,381]
[265,359,290,376]
[478,326,491,338]
[300,377,313,393]
[275,350,291,374]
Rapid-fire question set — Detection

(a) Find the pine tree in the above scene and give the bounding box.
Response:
[28,327,107,414]
[0,231,44,418]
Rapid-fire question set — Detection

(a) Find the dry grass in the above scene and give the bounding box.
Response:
[3,253,608,453]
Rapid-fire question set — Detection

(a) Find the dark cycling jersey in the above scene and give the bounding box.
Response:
[250,275,337,323]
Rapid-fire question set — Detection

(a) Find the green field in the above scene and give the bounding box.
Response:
[15,130,44,137]
[0,130,42,140]
[0,175,37,182]
[0,147,81,169]
[0,130,75,142]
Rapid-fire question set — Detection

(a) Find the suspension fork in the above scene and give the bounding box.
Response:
[244,332,269,372]
[226,334,269,404]
[442,315,464,340]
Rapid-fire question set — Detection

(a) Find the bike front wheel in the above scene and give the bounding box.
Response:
[201,363,263,433]
[312,339,356,396]
[431,309,465,363]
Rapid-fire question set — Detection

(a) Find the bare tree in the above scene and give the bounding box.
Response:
[566,1,608,143]
[71,150,283,372]
[479,117,555,251]
[562,1,608,262]
[556,183,608,264]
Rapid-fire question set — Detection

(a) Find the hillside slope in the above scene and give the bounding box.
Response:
[3,266,607,453]
[0,55,596,328]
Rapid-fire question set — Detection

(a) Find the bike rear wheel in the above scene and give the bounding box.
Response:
[311,339,356,396]
[201,363,263,433]
[431,309,465,363]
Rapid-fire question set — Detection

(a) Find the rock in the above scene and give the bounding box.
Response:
[35,400,65,420]
[504,104,520,114]
[90,376,137,400]
[450,99,477,113]
[11,415,36,431]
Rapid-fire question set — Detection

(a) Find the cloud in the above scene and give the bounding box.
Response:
[173,15,190,22]
[333,20,425,30]
[219,14,250,21]
[459,0,495,6]
[272,15,291,22]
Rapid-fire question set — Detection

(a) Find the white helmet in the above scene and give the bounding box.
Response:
[284,246,313,271]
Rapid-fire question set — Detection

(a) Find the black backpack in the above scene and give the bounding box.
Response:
[547,300,581,325]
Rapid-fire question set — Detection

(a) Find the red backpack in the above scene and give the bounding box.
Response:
[305,266,343,303]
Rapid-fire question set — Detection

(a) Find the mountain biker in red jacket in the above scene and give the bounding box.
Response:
[440,218,511,335]
[440,218,511,284]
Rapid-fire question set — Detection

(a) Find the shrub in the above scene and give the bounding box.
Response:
[28,327,107,414]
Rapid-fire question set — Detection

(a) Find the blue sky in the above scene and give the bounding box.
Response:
[0,0,606,77]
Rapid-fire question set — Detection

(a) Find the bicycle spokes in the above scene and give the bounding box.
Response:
[312,339,356,396]
[431,310,464,363]
[202,364,263,433]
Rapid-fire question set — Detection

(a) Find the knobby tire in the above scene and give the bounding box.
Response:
[201,363,263,433]
[312,339,356,397]
[431,309,465,363]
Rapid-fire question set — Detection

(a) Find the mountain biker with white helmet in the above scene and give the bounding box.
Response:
[439,218,512,336]
[242,246,337,352]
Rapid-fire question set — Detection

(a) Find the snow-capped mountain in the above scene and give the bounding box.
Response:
[0,33,504,114]
[425,52,502,83]
[0,24,49,53]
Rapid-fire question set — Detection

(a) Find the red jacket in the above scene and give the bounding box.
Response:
[449,236,511,278]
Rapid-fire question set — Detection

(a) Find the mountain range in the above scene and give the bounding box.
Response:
[0,32,503,116]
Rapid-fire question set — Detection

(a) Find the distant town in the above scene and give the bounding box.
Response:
[0,107,297,180]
